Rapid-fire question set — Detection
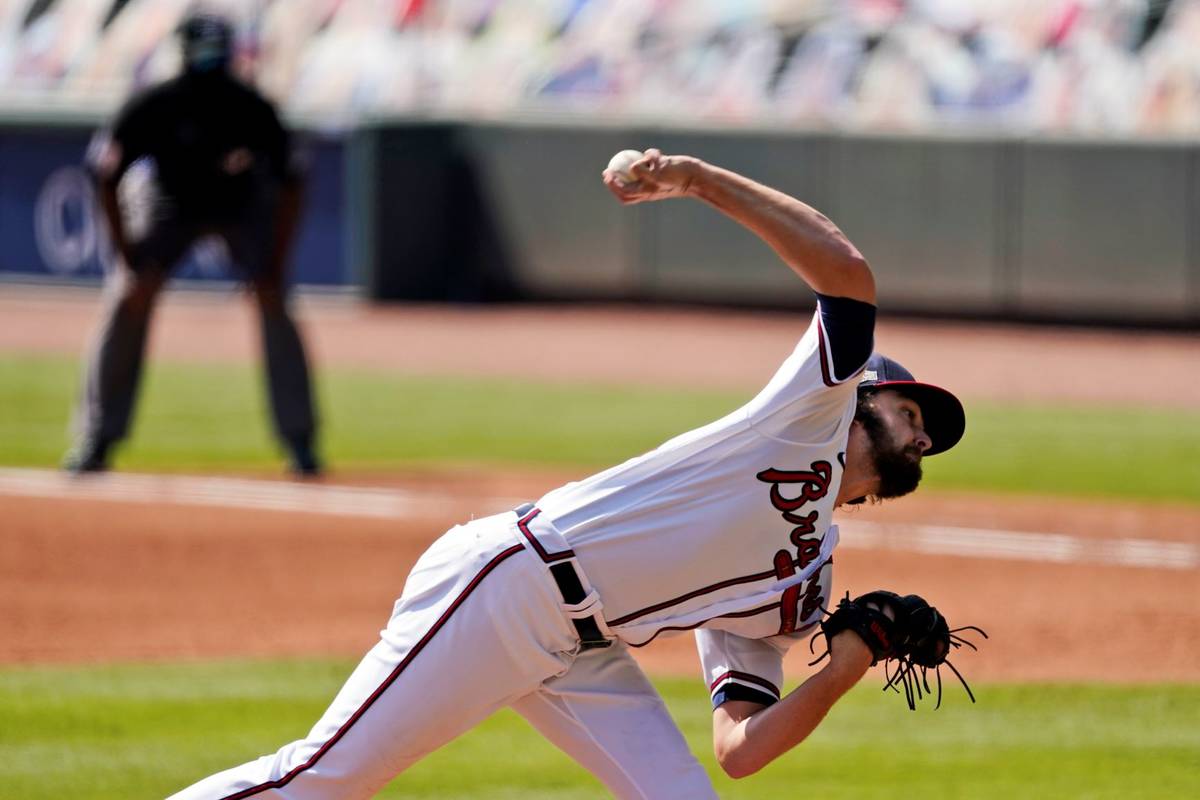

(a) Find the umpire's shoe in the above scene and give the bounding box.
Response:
[62,437,112,473]
[286,437,323,478]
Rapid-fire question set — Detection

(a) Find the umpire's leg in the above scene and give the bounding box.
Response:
[68,254,171,469]
[249,272,318,471]
[226,210,318,474]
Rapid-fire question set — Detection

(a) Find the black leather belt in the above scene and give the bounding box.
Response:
[550,561,611,650]
[514,503,611,651]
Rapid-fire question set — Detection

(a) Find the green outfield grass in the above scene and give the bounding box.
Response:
[1,659,1196,799]
[2,354,1198,504]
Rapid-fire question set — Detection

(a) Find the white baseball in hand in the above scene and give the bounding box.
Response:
[606,149,644,183]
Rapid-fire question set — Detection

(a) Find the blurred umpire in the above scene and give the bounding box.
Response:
[65,12,321,476]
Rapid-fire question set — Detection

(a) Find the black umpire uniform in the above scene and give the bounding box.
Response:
[65,14,320,475]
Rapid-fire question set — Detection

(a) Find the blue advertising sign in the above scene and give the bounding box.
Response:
[0,126,347,286]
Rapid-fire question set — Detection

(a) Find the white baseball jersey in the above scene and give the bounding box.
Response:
[169,297,876,800]
[535,301,869,709]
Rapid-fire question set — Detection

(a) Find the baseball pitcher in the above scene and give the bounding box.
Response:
[168,150,973,799]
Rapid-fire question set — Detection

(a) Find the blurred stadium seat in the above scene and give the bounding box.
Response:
[0,0,1194,134]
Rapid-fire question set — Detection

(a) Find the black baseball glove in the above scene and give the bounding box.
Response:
[809,590,987,710]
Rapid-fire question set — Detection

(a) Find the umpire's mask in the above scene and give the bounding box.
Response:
[179,13,234,74]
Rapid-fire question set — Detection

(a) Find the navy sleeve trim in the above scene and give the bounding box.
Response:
[712,683,779,709]
[816,293,876,383]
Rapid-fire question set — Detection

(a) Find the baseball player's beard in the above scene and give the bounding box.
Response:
[859,405,924,500]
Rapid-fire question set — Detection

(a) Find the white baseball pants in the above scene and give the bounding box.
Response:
[167,510,716,799]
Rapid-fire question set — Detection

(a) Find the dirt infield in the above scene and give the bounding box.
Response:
[4,472,1198,682]
[2,285,1198,682]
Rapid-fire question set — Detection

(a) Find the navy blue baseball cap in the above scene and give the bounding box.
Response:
[857,354,965,456]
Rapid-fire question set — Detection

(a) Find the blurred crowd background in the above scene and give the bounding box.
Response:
[0,0,1196,135]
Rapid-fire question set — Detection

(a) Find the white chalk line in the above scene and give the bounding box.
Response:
[0,468,1195,571]
[0,468,525,520]
[839,521,1197,571]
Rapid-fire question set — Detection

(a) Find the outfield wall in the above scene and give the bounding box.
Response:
[358,120,1200,326]
[0,115,1195,326]
[0,120,348,287]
